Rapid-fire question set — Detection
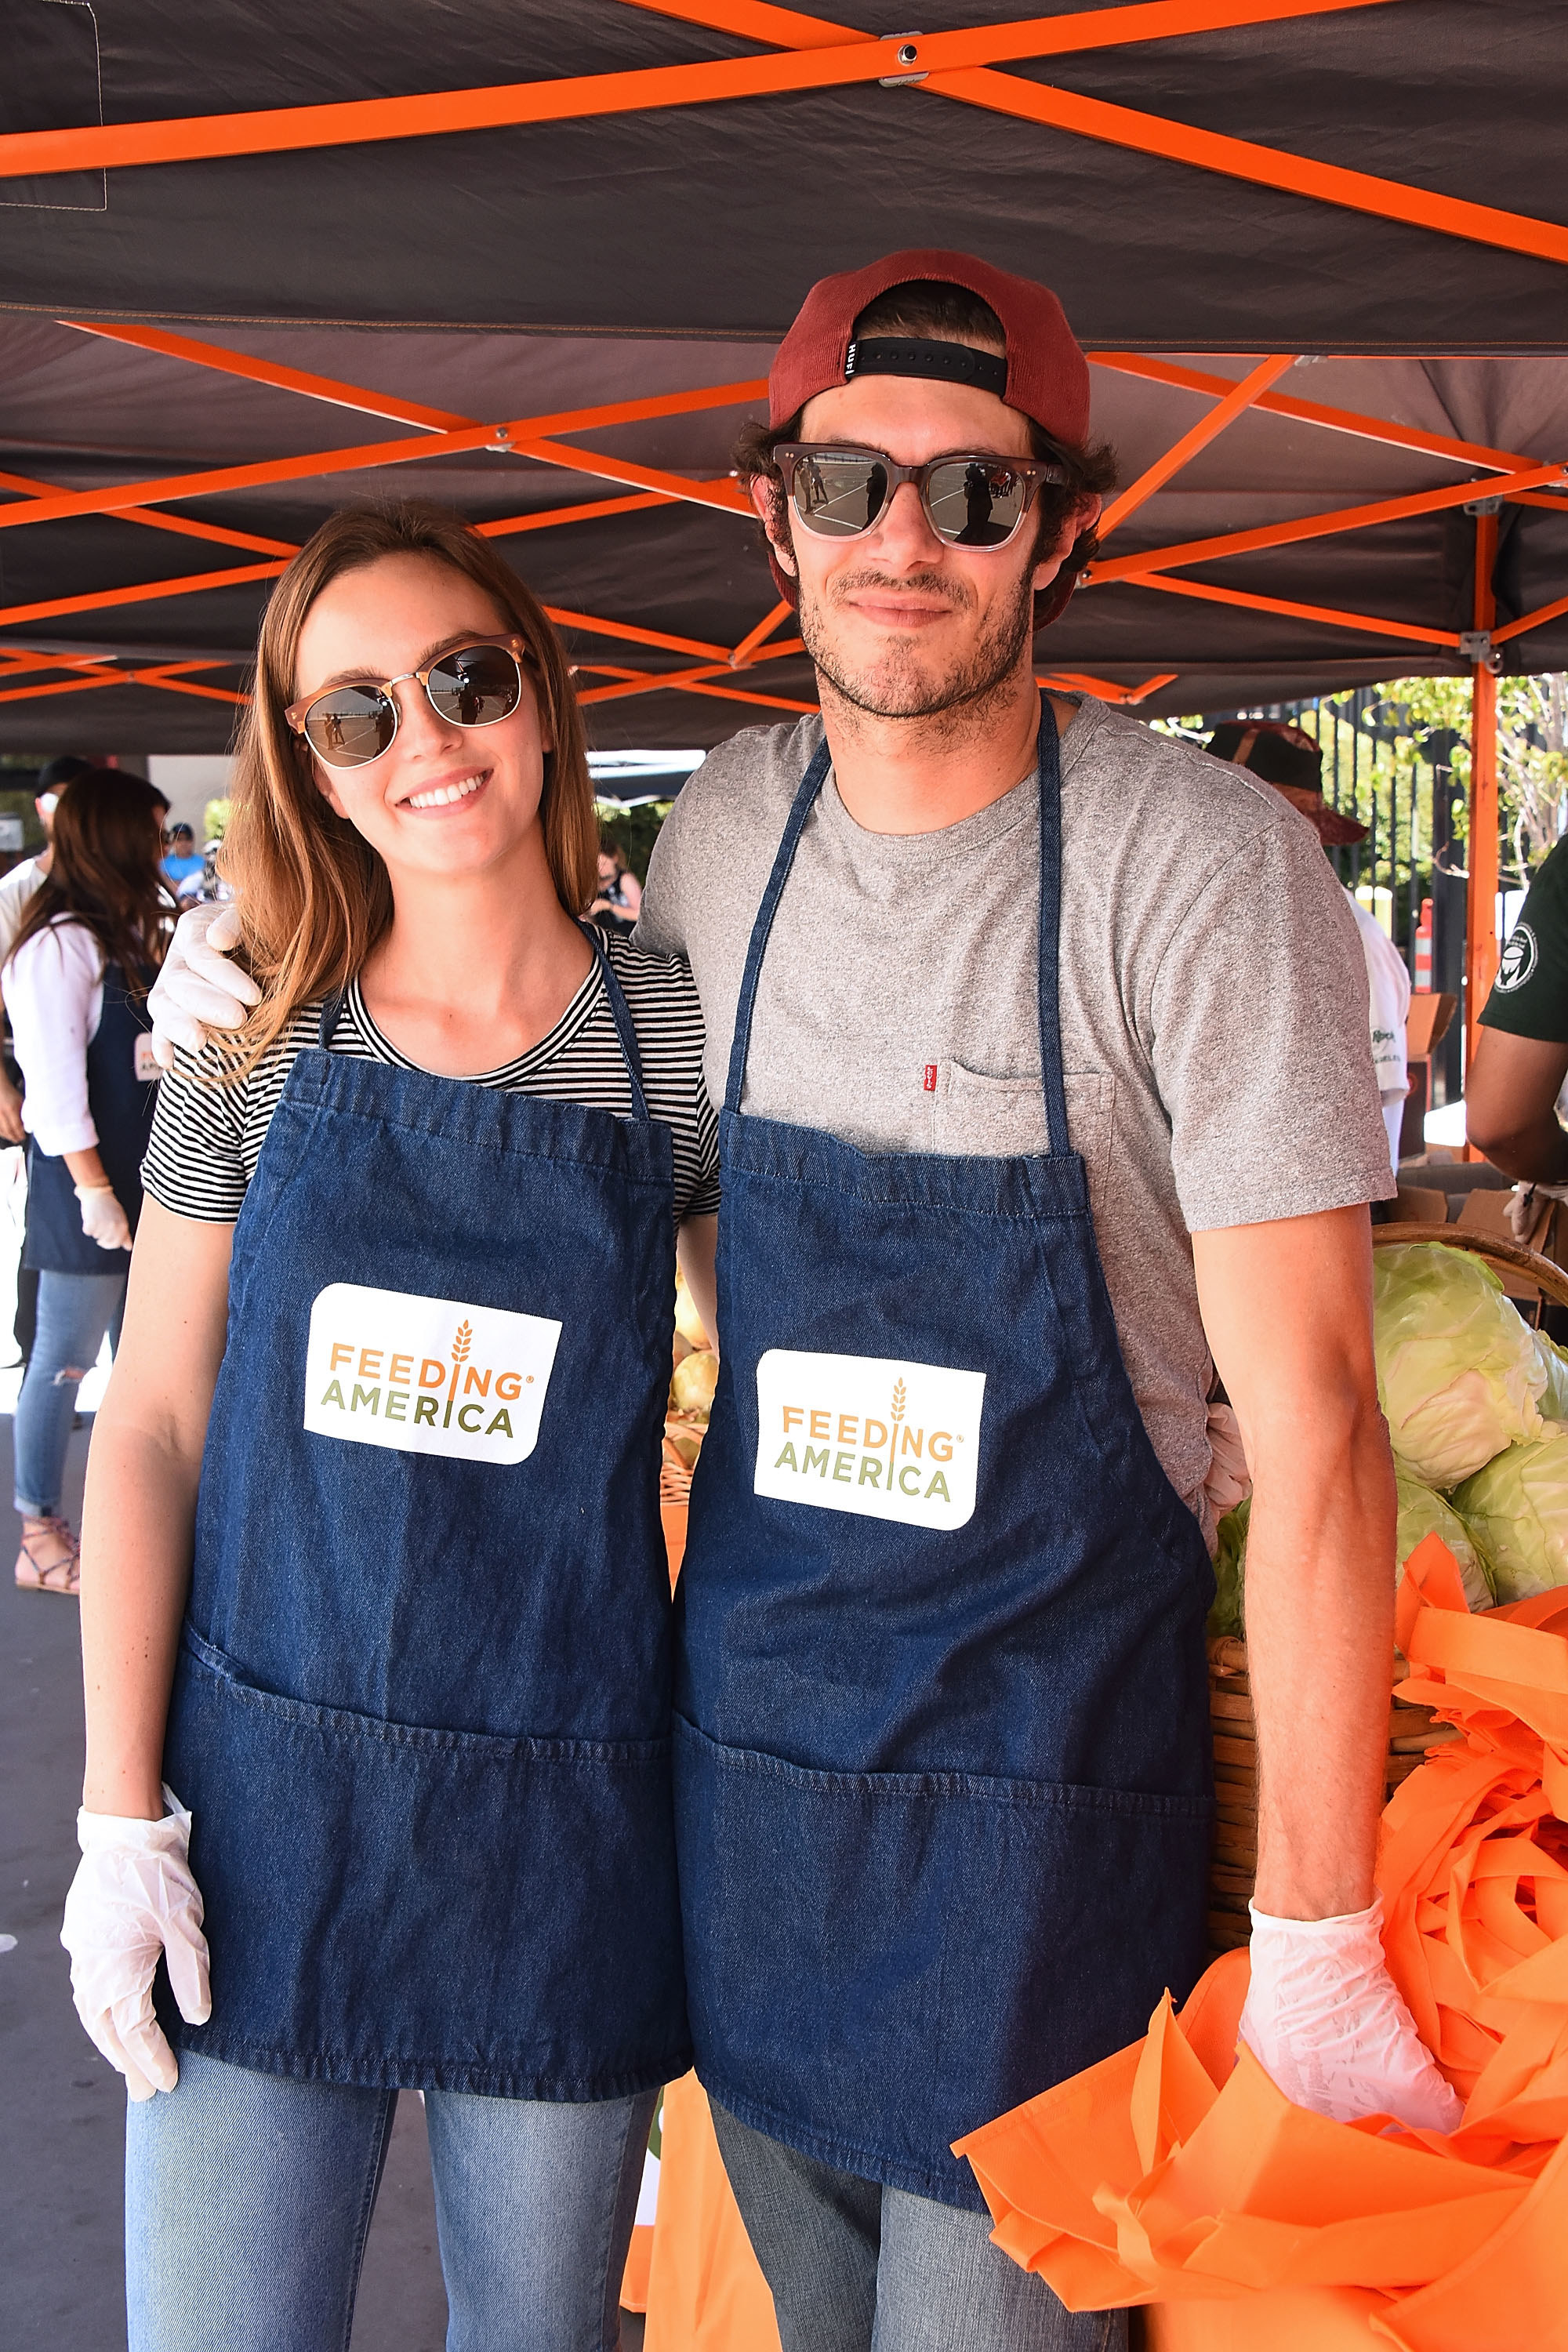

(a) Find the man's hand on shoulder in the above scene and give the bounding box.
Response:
[147,904,258,1071]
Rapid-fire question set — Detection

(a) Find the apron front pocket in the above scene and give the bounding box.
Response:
[165,1629,689,2100]
[674,1715,1210,2209]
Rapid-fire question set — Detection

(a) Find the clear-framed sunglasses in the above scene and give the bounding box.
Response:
[773,445,1067,551]
[285,634,528,770]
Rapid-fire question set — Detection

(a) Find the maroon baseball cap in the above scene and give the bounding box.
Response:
[769,249,1091,447]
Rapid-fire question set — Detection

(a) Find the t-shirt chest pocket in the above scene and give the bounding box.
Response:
[930,1062,1112,1173]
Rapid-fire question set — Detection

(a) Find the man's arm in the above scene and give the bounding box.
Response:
[1464,1028,1568,1179]
[1192,1204,1392,1917]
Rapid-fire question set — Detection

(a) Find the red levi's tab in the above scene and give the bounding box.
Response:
[924,1064,938,1093]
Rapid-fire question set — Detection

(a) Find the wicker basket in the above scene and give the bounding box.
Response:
[1205,1223,1568,1957]
[1205,1639,1461,1956]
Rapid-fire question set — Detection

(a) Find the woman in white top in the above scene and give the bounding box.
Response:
[5,770,169,1594]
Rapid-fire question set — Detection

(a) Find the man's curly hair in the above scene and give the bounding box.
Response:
[735,280,1117,632]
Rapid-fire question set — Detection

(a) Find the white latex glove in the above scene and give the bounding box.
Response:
[1238,1896,1463,2132]
[1203,1398,1251,1519]
[75,1183,132,1252]
[1508,1181,1568,1247]
[60,1790,212,2100]
[147,902,259,1070]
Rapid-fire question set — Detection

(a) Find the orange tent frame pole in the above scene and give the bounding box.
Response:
[1109,568,1464,649]
[1494,590,1568,648]
[0,3,1414,179]
[0,561,290,633]
[1465,508,1501,1105]
[67,321,768,446]
[1085,460,1566,584]
[1084,352,1541,480]
[730,601,793,669]
[0,419,750,534]
[1036,668,1180,703]
[478,494,674,539]
[575,662,817,713]
[627,0,1568,272]
[546,608,731,662]
[1096,354,1298,539]
[0,465,296,561]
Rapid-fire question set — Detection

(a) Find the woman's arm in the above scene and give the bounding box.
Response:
[78,1200,234,1818]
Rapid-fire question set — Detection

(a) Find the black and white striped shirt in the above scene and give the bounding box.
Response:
[142,934,720,1225]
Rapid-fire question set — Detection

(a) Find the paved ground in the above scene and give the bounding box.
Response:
[0,1408,452,2348]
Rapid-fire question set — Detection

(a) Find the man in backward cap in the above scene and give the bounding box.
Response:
[638,254,1457,2350]
[151,254,1460,2349]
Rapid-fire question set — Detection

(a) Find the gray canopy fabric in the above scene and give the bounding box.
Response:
[1,0,1565,750]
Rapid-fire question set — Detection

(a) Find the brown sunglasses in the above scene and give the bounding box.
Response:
[774,445,1067,550]
[285,634,529,770]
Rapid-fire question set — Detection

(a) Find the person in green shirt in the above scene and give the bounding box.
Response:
[1468,838,1568,1180]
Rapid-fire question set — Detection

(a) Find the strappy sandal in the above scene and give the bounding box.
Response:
[14,1516,81,1597]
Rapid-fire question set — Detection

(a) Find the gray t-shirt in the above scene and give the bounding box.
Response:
[636,696,1393,1541]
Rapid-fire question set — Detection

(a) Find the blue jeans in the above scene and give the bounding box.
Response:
[125,2048,656,2352]
[711,2102,1126,2352]
[12,1267,125,1516]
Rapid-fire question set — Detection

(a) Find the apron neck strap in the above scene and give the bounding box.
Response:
[1033,697,1071,1160]
[579,924,652,1122]
[319,944,652,1126]
[724,706,1071,1156]
[724,735,833,1113]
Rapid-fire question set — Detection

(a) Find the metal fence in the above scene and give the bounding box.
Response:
[1188,692,1472,1101]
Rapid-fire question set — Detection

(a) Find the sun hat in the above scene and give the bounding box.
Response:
[1207,720,1368,846]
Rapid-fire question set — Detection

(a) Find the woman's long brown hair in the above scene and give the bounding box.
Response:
[9,768,171,985]
[220,501,598,1072]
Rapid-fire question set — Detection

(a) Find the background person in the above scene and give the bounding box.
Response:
[5,768,169,1595]
[0,754,94,1152]
[590,834,642,931]
[1207,720,1411,1177]
[1465,835,1568,1185]
[0,764,167,1363]
[161,822,206,900]
[64,503,717,2350]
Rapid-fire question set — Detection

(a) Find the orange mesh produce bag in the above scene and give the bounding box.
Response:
[955,1538,1568,2351]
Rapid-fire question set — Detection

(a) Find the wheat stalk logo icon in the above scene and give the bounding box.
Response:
[448,1319,472,1402]
[888,1377,906,1480]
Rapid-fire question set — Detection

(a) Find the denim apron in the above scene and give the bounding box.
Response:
[164,936,690,2100]
[675,706,1214,2208]
[24,955,156,1276]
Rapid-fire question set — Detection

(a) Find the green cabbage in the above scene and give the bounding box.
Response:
[1206,1475,1492,1639]
[1373,1243,1544,1487]
[1395,1468,1494,1612]
[1208,1497,1249,1639]
[1453,1434,1568,1602]
[1534,1328,1568,1423]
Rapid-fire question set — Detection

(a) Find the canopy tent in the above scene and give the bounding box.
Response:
[2,0,1567,1044]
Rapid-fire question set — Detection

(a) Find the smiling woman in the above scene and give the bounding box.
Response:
[219,503,598,1076]
[60,501,719,2350]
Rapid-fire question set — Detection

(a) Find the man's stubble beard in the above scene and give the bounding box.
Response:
[793,551,1038,732]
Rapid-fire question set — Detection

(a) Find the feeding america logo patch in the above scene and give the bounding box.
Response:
[753,1349,985,1530]
[303,1283,561,1465]
[1495,924,1538,993]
